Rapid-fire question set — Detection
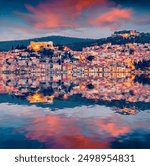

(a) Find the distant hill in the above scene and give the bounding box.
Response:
[0,36,96,51]
[0,31,150,51]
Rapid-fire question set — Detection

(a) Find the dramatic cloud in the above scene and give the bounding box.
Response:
[19,0,112,29]
[0,0,149,40]
[69,0,110,12]
[18,0,134,31]
[89,8,132,30]
[24,4,76,29]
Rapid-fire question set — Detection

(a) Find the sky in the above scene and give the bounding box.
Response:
[0,0,150,41]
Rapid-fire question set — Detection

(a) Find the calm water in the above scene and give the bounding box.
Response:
[0,73,150,149]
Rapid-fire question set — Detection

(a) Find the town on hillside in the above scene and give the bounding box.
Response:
[0,32,150,75]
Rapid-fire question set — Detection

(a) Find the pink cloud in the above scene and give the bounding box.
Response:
[17,1,133,31]
[89,8,133,30]
[71,0,110,12]
[19,0,111,29]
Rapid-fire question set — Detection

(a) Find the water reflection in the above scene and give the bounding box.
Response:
[0,73,149,112]
[23,115,129,149]
[0,73,150,148]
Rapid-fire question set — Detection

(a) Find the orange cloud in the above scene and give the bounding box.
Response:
[89,8,132,30]
[23,4,74,29]
[71,0,110,12]
[20,0,111,29]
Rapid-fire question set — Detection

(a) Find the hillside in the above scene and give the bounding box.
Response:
[0,31,150,51]
[0,36,95,51]
[91,32,150,46]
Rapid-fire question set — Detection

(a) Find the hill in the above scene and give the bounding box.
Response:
[96,32,150,45]
[0,36,95,51]
[0,31,150,51]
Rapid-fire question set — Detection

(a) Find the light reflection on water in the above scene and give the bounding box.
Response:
[0,73,150,148]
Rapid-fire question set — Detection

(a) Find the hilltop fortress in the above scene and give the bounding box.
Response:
[28,41,54,52]
[112,30,140,38]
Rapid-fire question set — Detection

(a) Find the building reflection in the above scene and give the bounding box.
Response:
[0,72,149,115]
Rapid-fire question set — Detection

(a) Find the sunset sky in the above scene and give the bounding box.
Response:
[0,0,150,41]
